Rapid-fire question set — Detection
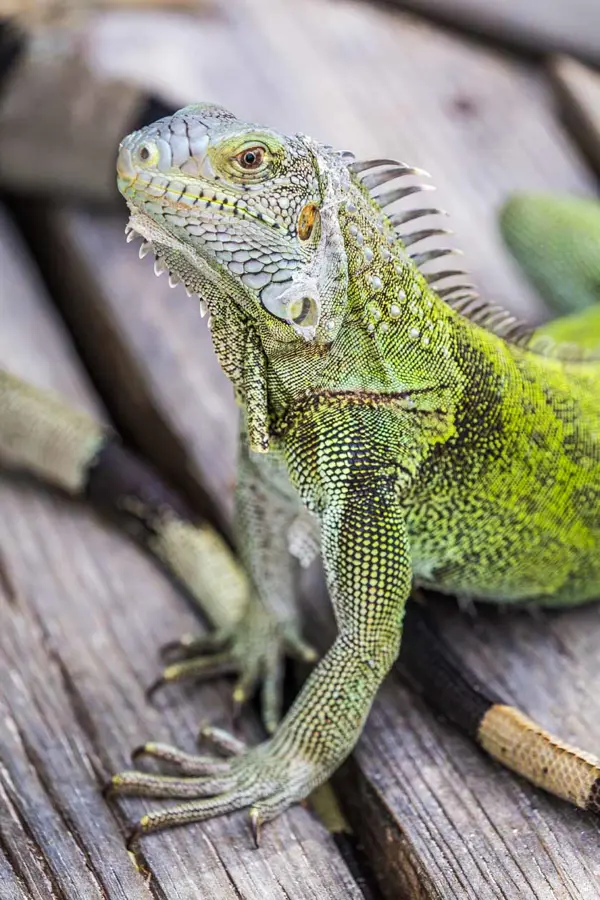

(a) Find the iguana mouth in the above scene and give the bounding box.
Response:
[117,141,281,231]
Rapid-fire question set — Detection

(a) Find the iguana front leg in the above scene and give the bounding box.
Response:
[109,468,409,845]
[0,368,315,734]
[157,421,318,733]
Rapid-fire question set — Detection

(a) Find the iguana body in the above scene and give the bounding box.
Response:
[108,104,600,838]
[1,104,599,844]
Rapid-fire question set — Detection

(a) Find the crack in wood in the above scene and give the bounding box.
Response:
[0,762,67,900]
[11,717,112,900]
[0,542,18,606]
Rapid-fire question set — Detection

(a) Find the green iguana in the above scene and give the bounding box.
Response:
[1,103,599,848]
[109,104,600,840]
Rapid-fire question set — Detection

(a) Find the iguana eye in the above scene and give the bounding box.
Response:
[235,146,266,169]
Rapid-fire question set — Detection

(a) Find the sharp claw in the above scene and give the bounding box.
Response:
[249,807,262,848]
[232,686,247,706]
[232,674,256,713]
[145,676,167,703]
[102,778,117,800]
[231,658,261,715]
[282,628,320,664]
[111,741,302,843]
[301,646,319,663]
[126,824,144,854]
[131,743,149,762]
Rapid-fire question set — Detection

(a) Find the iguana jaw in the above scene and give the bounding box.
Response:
[122,206,247,324]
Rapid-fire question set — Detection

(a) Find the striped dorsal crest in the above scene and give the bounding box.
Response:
[348,158,599,361]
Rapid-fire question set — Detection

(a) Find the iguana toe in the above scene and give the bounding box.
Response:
[153,608,318,731]
[110,729,320,845]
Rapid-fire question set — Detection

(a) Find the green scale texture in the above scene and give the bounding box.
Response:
[111,104,600,837]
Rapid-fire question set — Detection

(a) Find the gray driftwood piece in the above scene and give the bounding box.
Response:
[0,206,364,898]
[22,1,600,897]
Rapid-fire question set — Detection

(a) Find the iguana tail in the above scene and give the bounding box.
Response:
[539,305,600,351]
[500,193,600,317]
[401,603,600,816]
[2,367,599,818]
[0,368,247,634]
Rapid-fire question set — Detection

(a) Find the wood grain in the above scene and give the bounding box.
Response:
[550,55,600,176]
[15,0,600,897]
[0,205,365,898]
[377,0,600,64]
[0,53,143,202]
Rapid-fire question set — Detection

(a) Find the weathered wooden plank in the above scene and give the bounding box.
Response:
[376,0,600,64]
[346,609,600,900]
[3,0,207,13]
[0,49,143,202]
[0,206,365,898]
[20,1,600,897]
[550,55,600,176]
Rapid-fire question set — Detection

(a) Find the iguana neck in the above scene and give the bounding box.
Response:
[339,194,464,393]
[264,186,466,412]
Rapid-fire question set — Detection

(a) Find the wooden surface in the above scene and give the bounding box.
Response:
[380,0,600,63]
[0,206,366,898]
[2,0,600,897]
[0,52,143,201]
[550,56,600,177]
[14,2,599,899]
[0,0,210,26]
[345,600,600,900]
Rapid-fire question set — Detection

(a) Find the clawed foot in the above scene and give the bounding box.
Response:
[151,603,318,733]
[107,725,317,848]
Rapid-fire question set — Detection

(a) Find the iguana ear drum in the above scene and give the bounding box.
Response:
[288,296,319,327]
[297,203,320,241]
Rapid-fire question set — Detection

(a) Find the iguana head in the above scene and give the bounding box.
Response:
[117,104,480,429]
[117,103,352,345]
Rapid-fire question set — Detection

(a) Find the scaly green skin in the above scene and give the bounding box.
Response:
[500,193,600,316]
[500,193,600,358]
[109,104,600,842]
